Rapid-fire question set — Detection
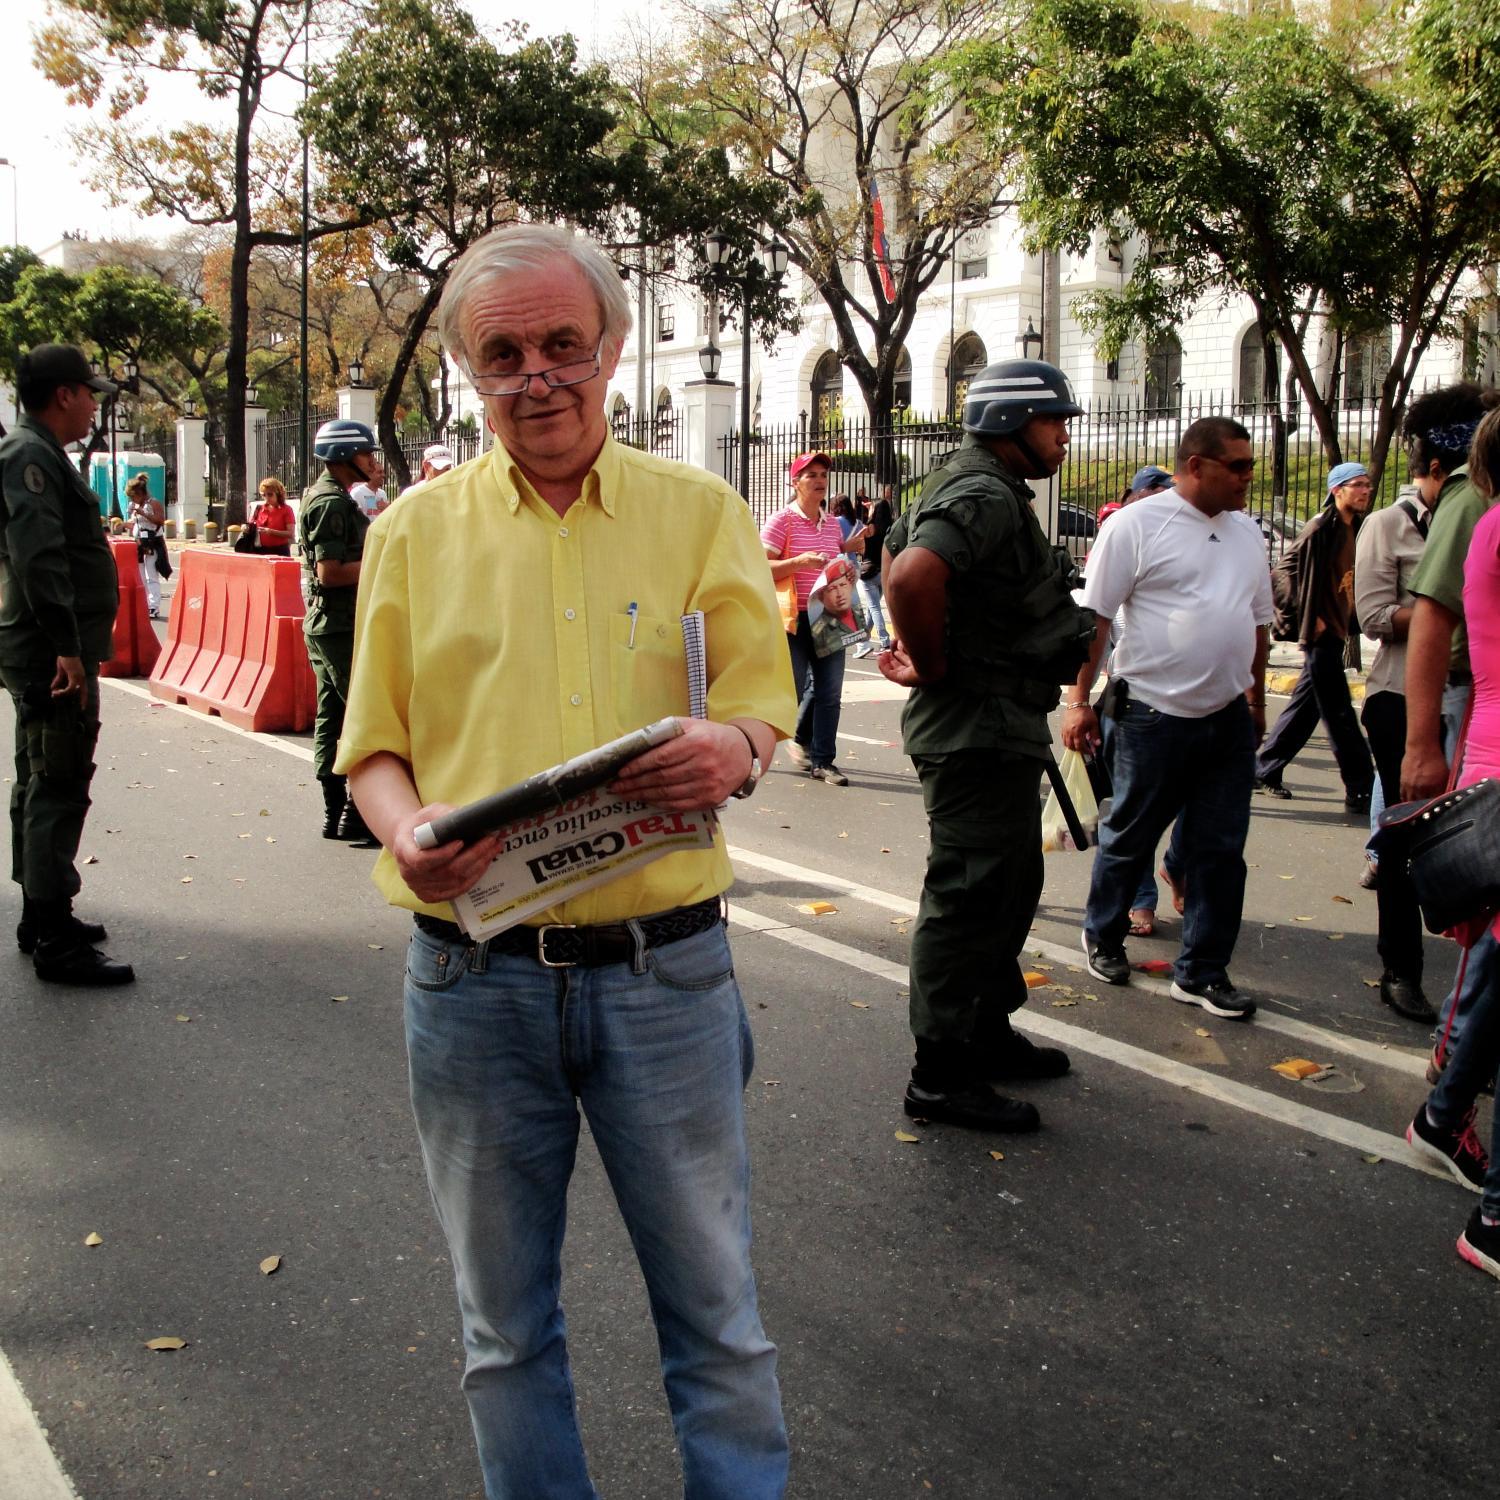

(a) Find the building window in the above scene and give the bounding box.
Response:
[946,332,988,419]
[1237,326,1279,411]
[1105,231,1124,266]
[653,389,673,448]
[810,351,842,441]
[696,299,712,338]
[959,256,987,281]
[893,347,912,411]
[1105,357,1120,382]
[1144,335,1182,416]
[1342,329,1391,408]
[656,303,675,343]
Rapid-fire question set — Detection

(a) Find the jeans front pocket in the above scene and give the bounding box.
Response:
[646,924,735,992]
[405,928,472,993]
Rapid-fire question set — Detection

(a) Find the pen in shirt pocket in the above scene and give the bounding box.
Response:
[627,601,639,649]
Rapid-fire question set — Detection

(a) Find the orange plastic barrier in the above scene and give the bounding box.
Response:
[148,550,317,732]
[100,537,162,679]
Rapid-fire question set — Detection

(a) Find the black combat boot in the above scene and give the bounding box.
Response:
[319,774,348,839]
[16,894,108,955]
[30,898,134,986]
[337,797,381,849]
[904,1039,1041,1133]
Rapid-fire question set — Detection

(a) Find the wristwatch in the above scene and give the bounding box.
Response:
[730,725,763,800]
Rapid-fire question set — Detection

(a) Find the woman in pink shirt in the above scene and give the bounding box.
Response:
[1404,405,1500,1281]
[760,451,860,785]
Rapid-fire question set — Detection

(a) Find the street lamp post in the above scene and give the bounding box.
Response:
[348,357,365,389]
[1016,318,1042,361]
[704,232,790,501]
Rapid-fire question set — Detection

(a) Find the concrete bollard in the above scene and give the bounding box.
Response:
[205,522,219,544]
[164,520,176,539]
[227,525,242,546]
[184,520,197,540]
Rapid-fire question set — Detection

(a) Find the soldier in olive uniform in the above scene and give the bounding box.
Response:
[880,358,1095,1131]
[0,344,134,985]
[300,419,379,844]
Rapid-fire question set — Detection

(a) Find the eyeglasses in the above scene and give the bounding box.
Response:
[468,334,604,397]
[1200,454,1256,477]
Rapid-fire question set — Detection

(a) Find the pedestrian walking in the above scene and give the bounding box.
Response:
[879,357,1094,1131]
[0,343,134,985]
[1067,417,1273,1021]
[852,492,894,658]
[249,476,295,556]
[338,223,796,1500]
[1255,462,1376,808]
[1354,481,1437,1022]
[299,419,379,846]
[125,471,169,617]
[762,451,855,784]
[1401,404,1500,1281]
[1399,383,1499,1077]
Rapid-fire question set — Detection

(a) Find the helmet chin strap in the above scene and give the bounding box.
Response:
[996,426,1049,479]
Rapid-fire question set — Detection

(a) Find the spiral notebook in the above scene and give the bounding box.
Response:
[681,610,707,719]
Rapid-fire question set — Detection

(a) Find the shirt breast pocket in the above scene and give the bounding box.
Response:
[610,610,691,728]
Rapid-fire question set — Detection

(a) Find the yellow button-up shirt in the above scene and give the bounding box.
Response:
[336,433,797,923]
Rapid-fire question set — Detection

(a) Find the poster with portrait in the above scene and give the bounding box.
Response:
[807,556,871,658]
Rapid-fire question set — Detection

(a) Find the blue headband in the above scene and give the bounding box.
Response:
[1422,418,1481,453]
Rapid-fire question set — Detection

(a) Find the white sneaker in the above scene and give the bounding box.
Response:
[784,741,810,770]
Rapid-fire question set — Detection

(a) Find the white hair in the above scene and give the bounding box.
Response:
[437,223,633,366]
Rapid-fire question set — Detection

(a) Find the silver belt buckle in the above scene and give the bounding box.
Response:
[537,923,578,968]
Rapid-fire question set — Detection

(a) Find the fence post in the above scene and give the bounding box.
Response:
[175,413,208,532]
[682,378,736,479]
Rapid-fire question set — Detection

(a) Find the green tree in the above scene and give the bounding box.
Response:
[636,0,1018,434]
[36,0,371,520]
[943,0,1500,479]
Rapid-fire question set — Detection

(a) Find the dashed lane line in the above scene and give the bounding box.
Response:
[726,904,1445,1184]
[725,845,1429,1082]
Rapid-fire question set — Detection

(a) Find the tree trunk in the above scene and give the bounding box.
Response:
[378,274,447,490]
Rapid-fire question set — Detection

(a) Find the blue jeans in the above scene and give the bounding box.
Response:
[1098,712,1185,914]
[856,574,890,648]
[786,614,846,768]
[1428,954,1500,1220]
[404,921,788,1500]
[1084,696,1256,988]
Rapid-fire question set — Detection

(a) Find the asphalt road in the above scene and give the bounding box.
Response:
[1,651,1493,1500]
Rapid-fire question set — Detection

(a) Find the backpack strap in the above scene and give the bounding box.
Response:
[1395,498,1429,540]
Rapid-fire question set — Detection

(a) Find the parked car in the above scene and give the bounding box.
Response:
[1056,503,1098,540]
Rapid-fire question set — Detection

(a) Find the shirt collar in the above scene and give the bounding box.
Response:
[490,431,620,519]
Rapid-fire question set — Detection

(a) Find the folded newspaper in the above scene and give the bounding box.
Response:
[414,720,717,941]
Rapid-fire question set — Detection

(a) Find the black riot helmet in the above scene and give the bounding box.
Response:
[961,358,1082,438]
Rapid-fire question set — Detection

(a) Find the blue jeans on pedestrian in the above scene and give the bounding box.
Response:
[1427,952,1500,1220]
[856,574,890,648]
[1098,711,1186,914]
[786,614,846,768]
[1084,696,1256,989]
[403,921,788,1500]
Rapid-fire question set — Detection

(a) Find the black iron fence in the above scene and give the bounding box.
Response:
[724,392,1416,552]
[255,407,337,495]
[611,408,685,465]
[392,421,484,487]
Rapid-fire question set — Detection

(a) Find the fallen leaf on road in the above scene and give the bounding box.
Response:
[1194,1028,1211,1038]
[368,944,384,951]
[894,1131,921,1143]
[82,855,98,865]
[849,1001,870,1009]
[989,1151,1005,1161]
[144,1337,187,1352]
[182,853,197,860]
[1332,894,1353,905]
[762,1079,780,1086]
[265,836,276,843]
[331,995,350,1003]
[1362,1154,1383,1165]
[1271,1058,1323,1080]
[837,831,849,839]
[258,809,270,817]
[1051,997,1078,1007]
[84,1232,102,1247]
[259,1255,281,1276]
[797,901,838,916]
[1023,970,1050,988]
[1362,978,1380,988]
[880,847,891,853]
[1278,874,1296,880]
[1328,933,1345,941]
[238,833,251,839]
[1263,923,1277,929]
[890,918,909,926]
[180,876,192,884]
[1294,915,1310,921]
[175,1014,191,1023]
[878,801,893,806]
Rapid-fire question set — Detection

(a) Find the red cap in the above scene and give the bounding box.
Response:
[789,451,831,481]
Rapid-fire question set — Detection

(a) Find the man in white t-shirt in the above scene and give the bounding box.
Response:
[1063,416,1274,1020]
[349,479,388,516]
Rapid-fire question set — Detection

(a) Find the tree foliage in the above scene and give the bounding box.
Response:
[942,0,1500,478]
[635,0,1018,430]
[35,0,370,519]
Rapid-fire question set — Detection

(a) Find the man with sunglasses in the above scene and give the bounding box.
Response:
[1065,417,1274,1021]
[335,224,795,1500]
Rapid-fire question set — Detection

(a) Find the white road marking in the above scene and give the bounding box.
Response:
[836,731,898,747]
[726,845,1430,1080]
[725,903,1445,1183]
[103,677,315,762]
[0,1347,80,1500]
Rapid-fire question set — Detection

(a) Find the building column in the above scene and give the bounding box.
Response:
[682,378,736,480]
[242,401,266,513]
[175,415,207,529]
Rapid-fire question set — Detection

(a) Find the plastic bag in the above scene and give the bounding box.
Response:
[1041,749,1100,853]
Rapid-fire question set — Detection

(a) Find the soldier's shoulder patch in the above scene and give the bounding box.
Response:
[23,463,47,495]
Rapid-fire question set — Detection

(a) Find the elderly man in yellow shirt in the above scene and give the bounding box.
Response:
[337,223,796,1500]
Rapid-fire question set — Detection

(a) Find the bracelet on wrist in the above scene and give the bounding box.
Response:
[1062,700,1090,711]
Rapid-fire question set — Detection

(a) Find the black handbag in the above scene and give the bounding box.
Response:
[233,524,259,554]
[1374,778,1500,937]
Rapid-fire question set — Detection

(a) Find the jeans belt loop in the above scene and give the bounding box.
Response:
[470,937,490,975]
[624,917,649,976]
[536,923,578,968]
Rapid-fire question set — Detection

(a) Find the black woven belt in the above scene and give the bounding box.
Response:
[413,898,722,968]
